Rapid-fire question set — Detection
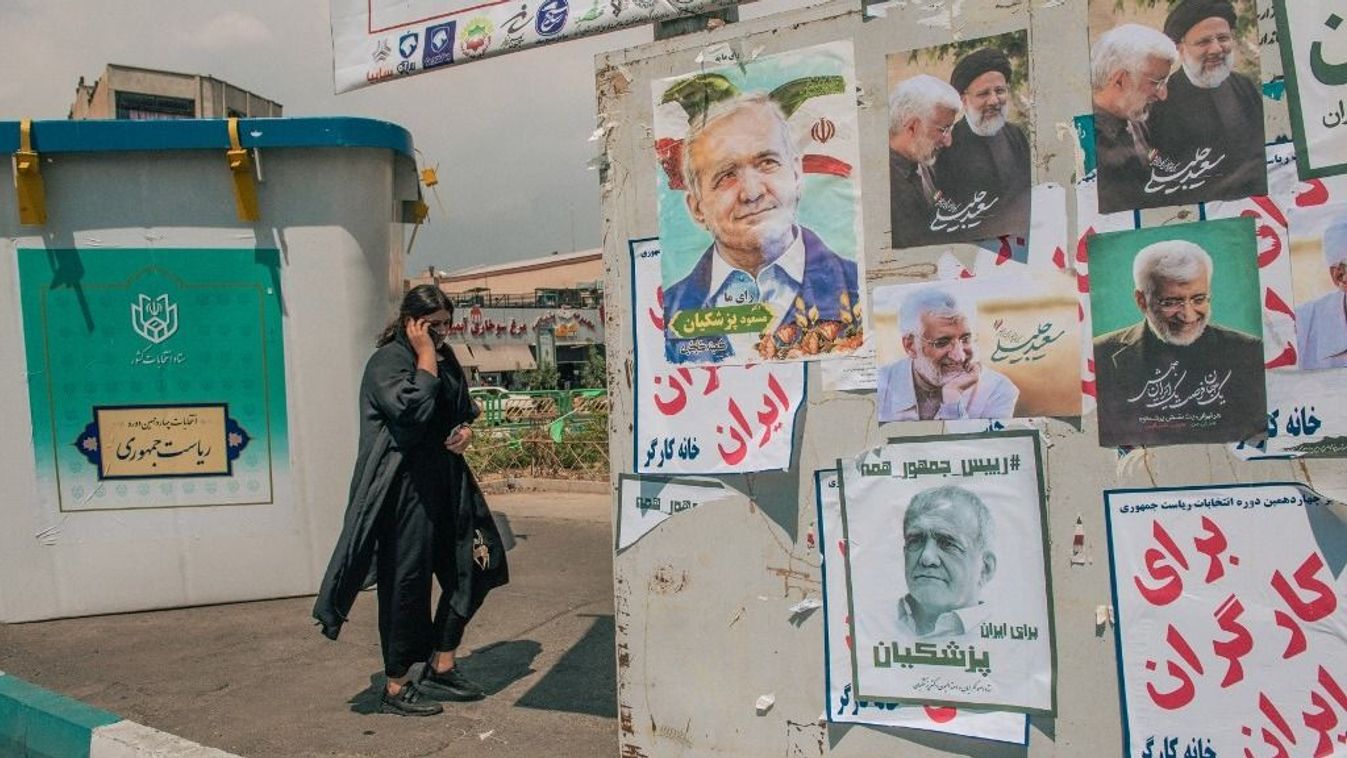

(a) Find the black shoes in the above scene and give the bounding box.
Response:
[379,682,444,716]
[418,665,486,701]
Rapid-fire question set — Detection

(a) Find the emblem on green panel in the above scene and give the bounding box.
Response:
[17,247,287,508]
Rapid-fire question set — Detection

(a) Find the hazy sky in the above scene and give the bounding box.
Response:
[1,0,810,274]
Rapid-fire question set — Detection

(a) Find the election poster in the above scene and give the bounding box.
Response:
[1232,371,1347,459]
[836,431,1055,714]
[653,41,865,366]
[1275,0,1347,179]
[630,238,805,474]
[886,29,1033,248]
[15,248,287,511]
[815,469,1029,743]
[1287,202,1347,371]
[329,0,728,92]
[1088,0,1267,212]
[615,474,732,552]
[1105,483,1347,758]
[1088,217,1268,447]
[870,270,1082,424]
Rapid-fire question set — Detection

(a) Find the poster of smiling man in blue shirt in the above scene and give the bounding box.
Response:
[653,41,865,365]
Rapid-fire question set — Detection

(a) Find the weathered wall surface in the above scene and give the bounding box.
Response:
[597,1,1346,755]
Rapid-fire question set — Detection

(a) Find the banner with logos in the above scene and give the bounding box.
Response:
[331,0,728,92]
[1105,482,1347,758]
[630,238,804,474]
[16,249,287,510]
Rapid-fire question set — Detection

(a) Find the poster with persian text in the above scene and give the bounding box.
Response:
[1275,0,1347,179]
[330,0,727,92]
[630,238,804,474]
[837,431,1055,713]
[16,249,287,511]
[871,269,1082,424]
[615,473,732,551]
[654,41,865,365]
[885,28,1033,248]
[1088,0,1267,212]
[1105,483,1347,758]
[815,469,1029,743]
[1088,217,1267,447]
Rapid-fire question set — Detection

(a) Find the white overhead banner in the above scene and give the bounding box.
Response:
[1105,483,1347,758]
[331,0,729,92]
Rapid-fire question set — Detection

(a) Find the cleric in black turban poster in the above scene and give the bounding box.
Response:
[886,30,1032,249]
[1088,0,1267,213]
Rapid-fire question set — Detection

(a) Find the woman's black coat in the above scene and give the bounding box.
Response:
[312,332,508,640]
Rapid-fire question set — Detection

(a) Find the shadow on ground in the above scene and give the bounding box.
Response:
[514,614,615,718]
[347,639,544,713]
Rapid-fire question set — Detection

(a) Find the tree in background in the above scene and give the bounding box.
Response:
[517,362,561,391]
[579,346,607,389]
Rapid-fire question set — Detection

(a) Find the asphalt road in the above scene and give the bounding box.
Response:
[0,490,617,757]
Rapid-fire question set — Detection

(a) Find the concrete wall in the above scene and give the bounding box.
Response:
[596,1,1346,755]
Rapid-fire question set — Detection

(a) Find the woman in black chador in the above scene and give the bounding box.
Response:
[313,285,509,716]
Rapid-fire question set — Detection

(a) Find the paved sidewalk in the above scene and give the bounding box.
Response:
[0,491,616,757]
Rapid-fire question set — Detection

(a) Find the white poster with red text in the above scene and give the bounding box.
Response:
[1106,483,1347,758]
[631,238,805,474]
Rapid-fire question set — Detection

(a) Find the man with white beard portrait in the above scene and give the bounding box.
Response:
[1093,238,1266,446]
[1147,0,1267,203]
[934,47,1032,241]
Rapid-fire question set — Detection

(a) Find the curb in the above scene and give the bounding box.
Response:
[0,672,237,757]
[478,476,611,495]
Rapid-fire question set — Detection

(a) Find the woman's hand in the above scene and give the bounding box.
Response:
[406,318,439,374]
[445,424,473,454]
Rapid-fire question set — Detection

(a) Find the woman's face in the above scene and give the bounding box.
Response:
[421,308,453,345]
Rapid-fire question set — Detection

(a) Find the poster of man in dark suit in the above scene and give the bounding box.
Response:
[654,42,865,364]
[1089,0,1267,213]
[886,30,1032,250]
[1088,217,1267,446]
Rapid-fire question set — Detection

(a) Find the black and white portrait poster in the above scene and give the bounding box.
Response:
[816,469,1029,743]
[836,431,1055,714]
[1088,0,1267,212]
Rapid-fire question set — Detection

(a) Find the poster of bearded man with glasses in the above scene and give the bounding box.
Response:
[1088,217,1268,447]
[1088,0,1267,213]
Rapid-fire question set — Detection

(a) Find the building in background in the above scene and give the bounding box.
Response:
[69,64,282,120]
[407,249,605,388]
